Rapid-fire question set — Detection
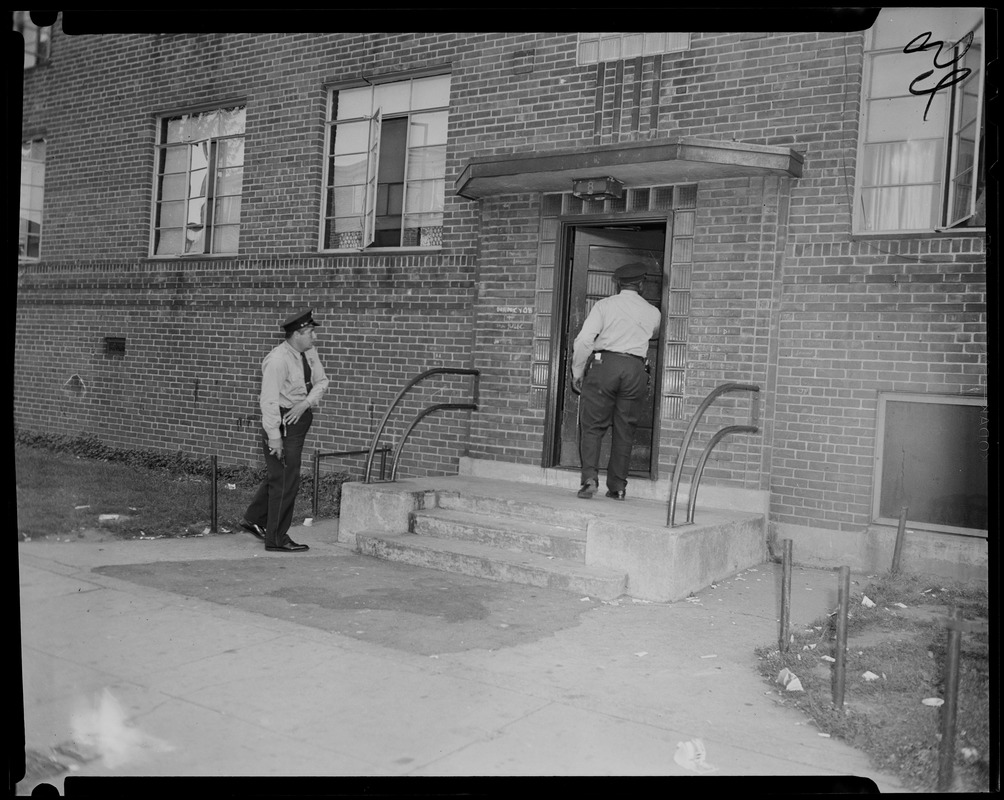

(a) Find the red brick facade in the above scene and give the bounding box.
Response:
[17,19,987,571]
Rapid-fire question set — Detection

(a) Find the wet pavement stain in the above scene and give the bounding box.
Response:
[94,553,597,655]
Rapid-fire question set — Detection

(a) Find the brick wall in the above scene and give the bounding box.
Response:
[16,257,477,480]
[18,23,987,542]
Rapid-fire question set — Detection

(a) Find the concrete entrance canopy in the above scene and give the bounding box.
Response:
[454,136,803,199]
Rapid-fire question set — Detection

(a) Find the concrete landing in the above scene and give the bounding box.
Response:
[338,475,767,602]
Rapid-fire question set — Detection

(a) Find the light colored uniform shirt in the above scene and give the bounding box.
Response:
[571,289,662,380]
[260,341,329,439]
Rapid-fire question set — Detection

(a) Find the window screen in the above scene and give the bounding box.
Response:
[874,393,988,534]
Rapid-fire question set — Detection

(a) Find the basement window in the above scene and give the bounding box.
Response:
[873,392,987,536]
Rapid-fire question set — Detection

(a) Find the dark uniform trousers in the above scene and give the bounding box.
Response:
[245,408,312,547]
[578,353,647,492]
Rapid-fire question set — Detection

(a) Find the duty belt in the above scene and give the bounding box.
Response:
[595,350,645,361]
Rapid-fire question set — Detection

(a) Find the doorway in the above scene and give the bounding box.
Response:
[548,222,670,478]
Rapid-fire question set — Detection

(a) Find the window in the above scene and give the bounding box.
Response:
[577,33,690,65]
[855,8,985,233]
[322,73,449,250]
[873,393,988,536]
[19,138,45,262]
[152,106,245,256]
[13,11,51,68]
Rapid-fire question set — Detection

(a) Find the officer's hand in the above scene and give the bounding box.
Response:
[268,437,284,459]
[282,400,310,426]
[571,377,583,395]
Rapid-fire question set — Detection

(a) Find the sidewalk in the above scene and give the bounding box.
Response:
[16,522,906,793]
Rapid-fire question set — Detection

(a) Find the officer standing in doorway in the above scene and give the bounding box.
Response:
[571,262,661,500]
[241,309,329,551]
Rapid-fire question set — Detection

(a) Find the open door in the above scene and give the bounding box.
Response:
[554,224,667,477]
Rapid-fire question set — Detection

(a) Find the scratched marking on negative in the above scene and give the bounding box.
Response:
[905,29,975,122]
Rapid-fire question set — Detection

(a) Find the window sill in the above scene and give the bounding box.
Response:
[318,247,443,256]
[850,227,986,241]
[871,519,988,540]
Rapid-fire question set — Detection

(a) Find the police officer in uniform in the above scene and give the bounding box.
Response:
[241,309,329,551]
[571,263,661,500]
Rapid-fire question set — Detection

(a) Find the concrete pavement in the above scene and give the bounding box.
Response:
[15,521,906,794]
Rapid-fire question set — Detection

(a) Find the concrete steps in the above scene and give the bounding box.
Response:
[353,487,628,599]
[338,475,768,602]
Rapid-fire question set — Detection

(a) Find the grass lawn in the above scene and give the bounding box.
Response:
[756,571,991,793]
[15,443,343,541]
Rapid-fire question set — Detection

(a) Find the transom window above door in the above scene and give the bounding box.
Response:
[322,73,450,251]
[855,7,985,234]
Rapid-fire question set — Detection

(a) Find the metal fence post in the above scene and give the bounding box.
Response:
[833,566,850,708]
[891,506,908,573]
[210,455,218,533]
[938,607,963,792]
[779,539,792,652]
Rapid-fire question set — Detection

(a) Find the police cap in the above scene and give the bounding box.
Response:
[281,309,320,333]
[614,262,648,283]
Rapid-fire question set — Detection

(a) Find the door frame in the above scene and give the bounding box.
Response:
[541,214,674,479]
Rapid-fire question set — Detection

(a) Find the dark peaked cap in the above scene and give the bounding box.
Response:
[614,262,648,282]
[282,309,320,333]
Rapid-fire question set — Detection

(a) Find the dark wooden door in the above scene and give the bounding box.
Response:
[557,226,666,474]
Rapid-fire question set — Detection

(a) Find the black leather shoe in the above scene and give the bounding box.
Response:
[605,489,626,501]
[577,480,598,499]
[240,520,266,541]
[266,539,309,552]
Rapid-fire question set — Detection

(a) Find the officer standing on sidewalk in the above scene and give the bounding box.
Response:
[241,309,329,551]
[570,263,661,501]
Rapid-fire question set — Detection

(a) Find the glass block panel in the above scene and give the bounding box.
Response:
[538,267,553,291]
[628,187,650,211]
[530,386,548,410]
[672,237,693,264]
[534,340,550,362]
[670,263,692,290]
[538,241,555,267]
[532,363,550,386]
[541,216,558,241]
[666,316,688,342]
[662,395,685,420]
[669,291,691,316]
[563,194,584,214]
[651,185,673,210]
[663,370,685,395]
[664,343,687,368]
[535,315,551,338]
[536,291,552,313]
[674,209,695,236]
[676,184,698,208]
[542,193,563,216]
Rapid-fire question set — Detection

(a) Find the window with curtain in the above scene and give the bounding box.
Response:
[152,106,245,256]
[19,138,45,262]
[855,7,985,233]
[322,73,450,251]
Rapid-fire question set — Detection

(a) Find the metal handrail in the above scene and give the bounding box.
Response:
[311,447,391,517]
[364,367,480,483]
[667,382,760,527]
